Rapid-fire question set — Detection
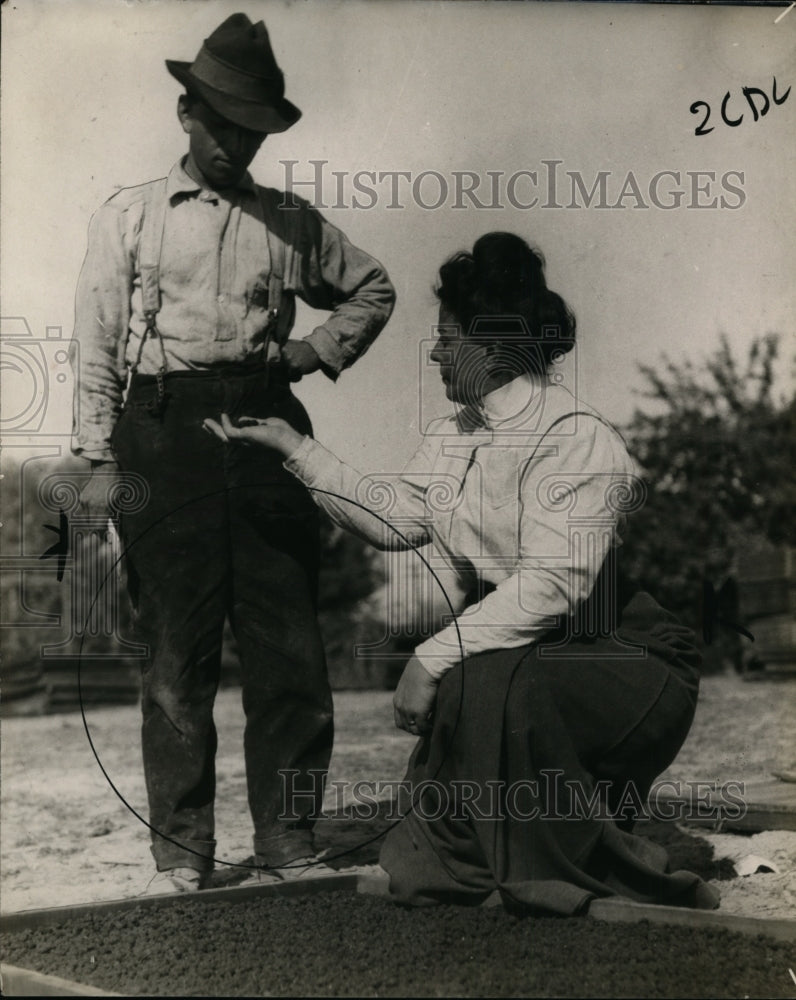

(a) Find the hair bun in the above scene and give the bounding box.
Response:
[473,232,542,294]
[435,231,576,373]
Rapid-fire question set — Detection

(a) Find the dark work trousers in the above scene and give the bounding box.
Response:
[111,365,332,872]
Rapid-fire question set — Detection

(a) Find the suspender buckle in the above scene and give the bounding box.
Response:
[146,367,168,418]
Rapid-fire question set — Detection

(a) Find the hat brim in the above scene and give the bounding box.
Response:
[166,60,301,134]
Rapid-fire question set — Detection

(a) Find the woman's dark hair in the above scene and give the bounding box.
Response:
[435,232,576,376]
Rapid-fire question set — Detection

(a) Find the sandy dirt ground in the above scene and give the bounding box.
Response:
[1,674,794,921]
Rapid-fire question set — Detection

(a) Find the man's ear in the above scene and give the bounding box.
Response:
[177,94,193,134]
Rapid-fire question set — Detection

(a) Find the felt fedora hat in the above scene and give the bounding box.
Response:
[166,13,301,133]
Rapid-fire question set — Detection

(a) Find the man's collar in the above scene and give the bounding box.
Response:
[166,158,257,202]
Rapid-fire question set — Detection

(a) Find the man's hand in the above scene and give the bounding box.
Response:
[393,655,439,736]
[280,340,322,382]
[203,413,305,459]
[77,460,122,529]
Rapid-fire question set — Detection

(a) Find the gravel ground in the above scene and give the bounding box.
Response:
[1,674,794,924]
[3,892,795,998]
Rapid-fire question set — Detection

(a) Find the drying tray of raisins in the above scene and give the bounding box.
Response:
[2,870,794,998]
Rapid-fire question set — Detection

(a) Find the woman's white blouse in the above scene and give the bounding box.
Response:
[284,375,642,679]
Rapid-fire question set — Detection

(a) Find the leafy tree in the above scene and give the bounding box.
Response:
[621,333,794,669]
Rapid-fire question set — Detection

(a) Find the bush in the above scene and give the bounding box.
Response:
[1,456,384,712]
[621,333,795,671]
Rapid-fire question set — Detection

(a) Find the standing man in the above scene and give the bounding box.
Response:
[71,13,395,893]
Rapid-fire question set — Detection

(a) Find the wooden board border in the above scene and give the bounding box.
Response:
[2,871,793,996]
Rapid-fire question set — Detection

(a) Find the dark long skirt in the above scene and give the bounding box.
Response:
[380,591,720,914]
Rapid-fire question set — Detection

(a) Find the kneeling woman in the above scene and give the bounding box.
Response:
[205,232,718,914]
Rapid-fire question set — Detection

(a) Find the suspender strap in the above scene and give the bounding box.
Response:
[137,178,169,328]
[130,179,169,411]
[262,269,284,365]
[259,188,298,372]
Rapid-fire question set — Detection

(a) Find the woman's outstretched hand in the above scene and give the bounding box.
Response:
[393,655,439,737]
[202,413,304,458]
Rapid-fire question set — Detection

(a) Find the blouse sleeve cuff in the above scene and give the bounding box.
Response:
[283,435,325,484]
[413,632,464,681]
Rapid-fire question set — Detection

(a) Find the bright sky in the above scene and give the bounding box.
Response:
[2,0,794,472]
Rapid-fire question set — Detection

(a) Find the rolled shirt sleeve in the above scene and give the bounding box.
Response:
[291,202,396,379]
